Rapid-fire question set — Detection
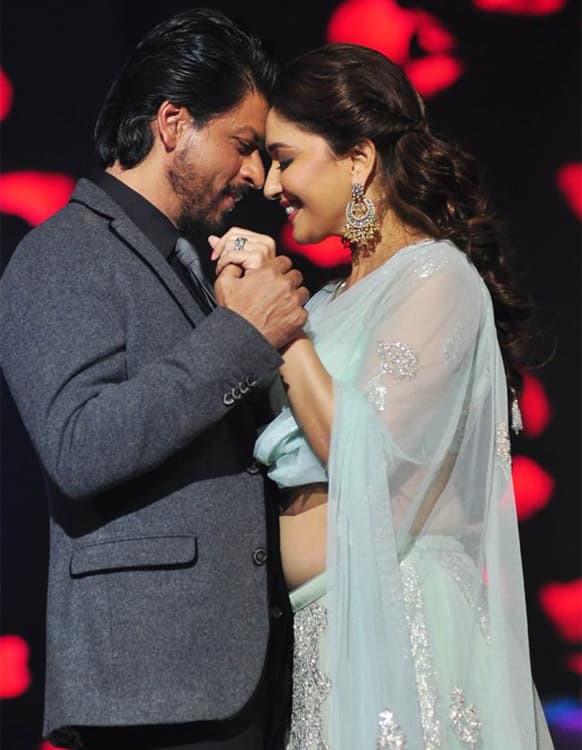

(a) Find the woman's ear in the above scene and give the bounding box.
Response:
[349,139,377,188]
[155,100,192,152]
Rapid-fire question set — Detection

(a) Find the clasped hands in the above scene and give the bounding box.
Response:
[209,227,308,350]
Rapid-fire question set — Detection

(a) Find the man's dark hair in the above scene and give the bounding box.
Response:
[94,8,277,168]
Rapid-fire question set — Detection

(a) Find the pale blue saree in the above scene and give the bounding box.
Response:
[255,240,553,749]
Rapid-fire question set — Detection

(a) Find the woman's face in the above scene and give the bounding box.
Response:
[264,109,353,244]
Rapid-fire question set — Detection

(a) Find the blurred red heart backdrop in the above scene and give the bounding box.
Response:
[1,1,580,748]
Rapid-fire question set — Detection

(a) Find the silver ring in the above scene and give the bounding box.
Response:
[233,236,247,252]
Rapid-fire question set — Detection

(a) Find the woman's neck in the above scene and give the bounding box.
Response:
[345,212,431,289]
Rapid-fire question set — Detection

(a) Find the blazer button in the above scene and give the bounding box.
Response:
[232,386,241,400]
[245,374,257,388]
[223,392,235,406]
[246,461,261,475]
[271,605,283,619]
[252,547,268,566]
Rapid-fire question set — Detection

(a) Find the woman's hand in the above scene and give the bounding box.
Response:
[209,227,277,276]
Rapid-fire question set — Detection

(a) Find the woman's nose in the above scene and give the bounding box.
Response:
[263,162,282,200]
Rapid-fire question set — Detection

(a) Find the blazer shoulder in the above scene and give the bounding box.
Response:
[5,187,119,267]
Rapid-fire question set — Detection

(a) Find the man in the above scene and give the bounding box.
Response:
[0,10,307,750]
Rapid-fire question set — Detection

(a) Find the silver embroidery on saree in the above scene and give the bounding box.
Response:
[368,341,419,411]
[495,422,511,466]
[377,708,407,748]
[449,687,482,747]
[287,603,331,750]
[400,560,442,748]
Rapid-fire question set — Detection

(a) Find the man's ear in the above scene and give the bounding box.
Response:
[348,139,377,188]
[155,100,193,152]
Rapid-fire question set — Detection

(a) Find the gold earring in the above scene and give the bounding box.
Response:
[342,183,380,261]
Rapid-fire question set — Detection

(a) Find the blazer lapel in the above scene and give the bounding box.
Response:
[110,215,206,327]
[71,179,206,327]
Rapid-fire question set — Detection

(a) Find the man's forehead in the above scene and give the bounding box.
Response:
[212,91,269,138]
[232,124,262,139]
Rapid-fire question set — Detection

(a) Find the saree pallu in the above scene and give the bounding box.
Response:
[256,240,554,749]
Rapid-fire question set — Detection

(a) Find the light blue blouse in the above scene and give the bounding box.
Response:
[253,285,335,487]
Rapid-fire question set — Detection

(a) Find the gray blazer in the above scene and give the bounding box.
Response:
[0,179,284,737]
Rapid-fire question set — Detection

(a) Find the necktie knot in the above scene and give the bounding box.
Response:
[175,237,200,270]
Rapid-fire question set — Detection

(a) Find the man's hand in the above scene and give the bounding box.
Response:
[215,255,309,350]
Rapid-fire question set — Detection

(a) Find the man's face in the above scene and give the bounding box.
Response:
[168,91,268,238]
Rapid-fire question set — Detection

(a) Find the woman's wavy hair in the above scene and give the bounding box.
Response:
[94,9,277,168]
[271,43,537,396]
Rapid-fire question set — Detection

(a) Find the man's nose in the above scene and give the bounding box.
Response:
[241,150,265,189]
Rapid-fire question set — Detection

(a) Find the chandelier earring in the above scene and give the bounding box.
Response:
[342,182,381,261]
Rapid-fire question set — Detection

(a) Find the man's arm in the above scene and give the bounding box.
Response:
[0,233,305,500]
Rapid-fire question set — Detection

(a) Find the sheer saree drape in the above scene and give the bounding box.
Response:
[255,240,552,749]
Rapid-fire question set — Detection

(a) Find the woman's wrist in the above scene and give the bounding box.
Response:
[280,331,308,357]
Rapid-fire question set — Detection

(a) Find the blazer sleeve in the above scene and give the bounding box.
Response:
[0,222,283,500]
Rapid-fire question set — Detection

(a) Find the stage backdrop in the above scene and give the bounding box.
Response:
[1,2,580,749]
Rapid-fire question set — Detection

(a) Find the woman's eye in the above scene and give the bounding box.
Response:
[278,159,293,171]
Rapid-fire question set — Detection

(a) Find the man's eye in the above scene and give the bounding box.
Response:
[237,141,255,155]
[278,159,293,171]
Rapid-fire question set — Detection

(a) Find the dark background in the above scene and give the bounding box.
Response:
[1,1,580,748]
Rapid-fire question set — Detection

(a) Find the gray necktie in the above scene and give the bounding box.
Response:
[174,237,216,313]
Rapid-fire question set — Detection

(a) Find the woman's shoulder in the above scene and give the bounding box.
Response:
[403,239,482,290]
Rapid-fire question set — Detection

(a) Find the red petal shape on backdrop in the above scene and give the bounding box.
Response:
[566,653,582,675]
[473,0,566,14]
[556,163,582,219]
[539,580,582,643]
[0,172,75,226]
[405,56,463,98]
[512,455,554,521]
[0,635,31,699]
[0,67,13,121]
[328,0,416,64]
[280,222,352,268]
[413,11,456,53]
[327,0,462,97]
[519,372,552,438]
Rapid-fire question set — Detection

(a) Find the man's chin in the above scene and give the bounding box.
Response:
[200,216,228,237]
[177,212,227,243]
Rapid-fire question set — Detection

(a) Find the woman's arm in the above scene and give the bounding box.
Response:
[279,335,334,464]
[211,226,335,461]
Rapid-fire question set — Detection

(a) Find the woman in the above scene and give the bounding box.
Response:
[211,44,553,749]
